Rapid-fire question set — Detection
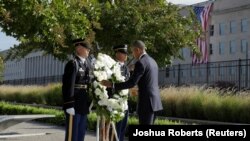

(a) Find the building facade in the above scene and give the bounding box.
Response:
[173,0,250,64]
[1,0,250,88]
[166,0,250,89]
[1,50,66,85]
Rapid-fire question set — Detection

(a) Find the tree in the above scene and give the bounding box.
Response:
[0,0,200,66]
[0,0,101,60]
[96,0,200,66]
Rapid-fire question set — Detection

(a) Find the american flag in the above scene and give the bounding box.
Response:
[192,3,213,64]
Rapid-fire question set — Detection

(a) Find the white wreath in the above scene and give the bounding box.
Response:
[91,53,128,122]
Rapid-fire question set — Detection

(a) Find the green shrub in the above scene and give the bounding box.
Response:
[161,86,250,123]
[127,116,139,125]
[43,84,63,105]
[87,112,98,131]
[0,84,63,106]
[0,102,178,132]
[186,94,204,119]
[1,84,250,123]
[0,101,64,125]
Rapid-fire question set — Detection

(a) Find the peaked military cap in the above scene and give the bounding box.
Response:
[113,44,128,54]
[73,38,91,50]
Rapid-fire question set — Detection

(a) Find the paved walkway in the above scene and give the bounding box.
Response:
[0,121,97,141]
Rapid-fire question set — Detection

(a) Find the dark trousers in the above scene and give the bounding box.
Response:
[116,110,129,141]
[65,113,87,141]
[138,111,155,125]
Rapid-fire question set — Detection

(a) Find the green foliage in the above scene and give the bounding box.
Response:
[1,84,250,123]
[0,83,63,106]
[0,0,101,60]
[0,101,64,125]
[43,84,63,105]
[0,0,199,66]
[128,116,181,125]
[161,86,250,123]
[96,1,200,66]
[127,116,139,125]
[154,118,182,125]
[0,101,100,127]
[87,112,98,131]
[0,102,177,132]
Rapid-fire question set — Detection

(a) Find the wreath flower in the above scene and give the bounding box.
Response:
[90,53,129,122]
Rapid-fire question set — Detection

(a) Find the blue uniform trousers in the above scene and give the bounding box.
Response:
[116,110,129,141]
[65,113,87,141]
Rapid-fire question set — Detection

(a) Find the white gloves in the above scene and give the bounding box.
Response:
[66,108,75,115]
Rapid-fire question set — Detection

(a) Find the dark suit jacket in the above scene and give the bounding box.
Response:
[62,56,92,114]
[114,54,163,114]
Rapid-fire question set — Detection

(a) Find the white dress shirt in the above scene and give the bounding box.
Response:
[139,52,146,60]
[77,55,86,64]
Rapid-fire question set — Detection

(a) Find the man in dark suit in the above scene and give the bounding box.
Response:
[112,44,130,141]
[102,40,163,125]
[62,38,92,141]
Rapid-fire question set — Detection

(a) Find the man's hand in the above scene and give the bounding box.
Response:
[130,87,138,96]
[66,108,75,115]
[101,80,112,88]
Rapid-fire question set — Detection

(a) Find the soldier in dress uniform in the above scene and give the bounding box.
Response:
[62,38,92,141]
[112,44,130,141]
[102,40,163,125]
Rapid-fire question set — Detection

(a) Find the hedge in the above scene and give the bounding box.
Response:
[1,84,250,123]
[0,102,178,130]
[161,86,250,123]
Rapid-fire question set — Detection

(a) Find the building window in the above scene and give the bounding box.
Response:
[229,40,236,54]
[209,44,213,55]
[230,21,236,33]
[241,39,248,53]
[219,23,226,35]
[241,19,248,32]
[210,25,214,36]
[219,42,225,55]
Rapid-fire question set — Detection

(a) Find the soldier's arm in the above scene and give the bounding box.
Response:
[62,60,77,109]
[114,61,144,91]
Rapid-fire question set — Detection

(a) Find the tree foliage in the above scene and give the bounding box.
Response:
[0,0,200,66]
[96,0,200,66]
[0,0,101,60]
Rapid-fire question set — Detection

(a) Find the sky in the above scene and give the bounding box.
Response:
[0,0,208,51]
[0,31,19,51]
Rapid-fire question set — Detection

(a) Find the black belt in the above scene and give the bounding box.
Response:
[74,84,88,89]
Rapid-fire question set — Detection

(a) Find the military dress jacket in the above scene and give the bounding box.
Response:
[62,56,92,115]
